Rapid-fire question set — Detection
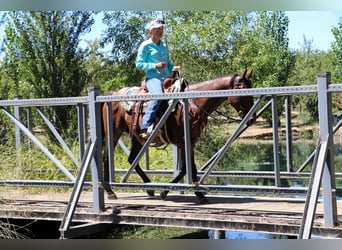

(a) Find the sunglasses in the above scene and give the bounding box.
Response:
[155,20,165,24]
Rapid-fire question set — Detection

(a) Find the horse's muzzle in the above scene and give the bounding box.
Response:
[239,110,256,126]
[247,114,257,126]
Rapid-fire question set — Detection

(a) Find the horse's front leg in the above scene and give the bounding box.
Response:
[160,146,209,204]
[103,140,118,200]
[128,137,154,197]
[160,166,186,200]
[190,150,209,204]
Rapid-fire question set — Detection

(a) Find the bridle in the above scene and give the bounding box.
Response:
[228,74,252,118]
[190,74,251,122]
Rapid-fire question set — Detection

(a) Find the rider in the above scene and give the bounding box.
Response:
[136,19,180,139]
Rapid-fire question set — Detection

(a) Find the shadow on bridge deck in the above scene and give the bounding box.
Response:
[0,189,342,238]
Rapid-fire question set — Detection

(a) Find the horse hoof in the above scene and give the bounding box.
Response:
[160,191,167,200]
[199,197,209,204]
[147,190,155,197]
[107,191,118,200]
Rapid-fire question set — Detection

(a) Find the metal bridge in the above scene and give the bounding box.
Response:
[0,72,341,239]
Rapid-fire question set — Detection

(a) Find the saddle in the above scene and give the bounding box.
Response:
[141,77,179,93]
[125,77,186,141]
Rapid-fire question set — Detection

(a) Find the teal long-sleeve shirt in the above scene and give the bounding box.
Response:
[136,39,174,80]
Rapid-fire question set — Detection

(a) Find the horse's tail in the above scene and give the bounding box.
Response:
[100,91,114,147]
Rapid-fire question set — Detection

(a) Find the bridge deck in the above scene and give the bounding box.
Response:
[1,188,342,238]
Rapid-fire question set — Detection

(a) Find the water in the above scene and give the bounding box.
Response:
[208,230,278,239]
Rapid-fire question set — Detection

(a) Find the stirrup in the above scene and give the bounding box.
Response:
[140,125,154,139]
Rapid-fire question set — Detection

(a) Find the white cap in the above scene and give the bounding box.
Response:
[149,19,166,31]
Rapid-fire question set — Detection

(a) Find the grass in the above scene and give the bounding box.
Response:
[0,219,30,239]
[86,225,208,239]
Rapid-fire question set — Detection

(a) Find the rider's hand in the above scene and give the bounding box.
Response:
[173,66,180,72]
[156,62,166,69]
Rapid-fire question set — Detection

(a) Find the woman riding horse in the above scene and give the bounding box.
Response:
[101,70,255,204]
[136,19,180,139]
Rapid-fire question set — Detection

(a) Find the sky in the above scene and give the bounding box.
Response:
[286,11,342,51]
[1,11,341,52]
[82,11,342,52]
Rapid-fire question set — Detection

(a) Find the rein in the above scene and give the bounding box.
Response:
[189,74,242,123]
[214,109,243,122]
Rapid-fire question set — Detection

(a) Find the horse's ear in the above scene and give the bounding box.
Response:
[247,70,253,79]
[240,69,247,78]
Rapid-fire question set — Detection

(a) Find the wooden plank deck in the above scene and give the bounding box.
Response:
[1,188,342,238]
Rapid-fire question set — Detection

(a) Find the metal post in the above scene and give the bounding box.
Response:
[299,139,328,239]
[59,139,96,239]
[173,145,184,194]
[26,107,32,154]
[182,98,192,184]
[26,107,32,131]
[299,72,338,239]
[285,96,293,172]
[145,148,150,171]
[88,86,105,213]
[173,145,180,177]
[77,103,85,162]
[272,95,281,186]
[14,95,22,168]
[105,102,115,181]
[83,105,88,143]
[317,72,337,227]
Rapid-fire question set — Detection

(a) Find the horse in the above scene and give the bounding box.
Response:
[101,70,255,204]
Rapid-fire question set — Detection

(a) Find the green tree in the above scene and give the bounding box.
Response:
[331,18,342,111]
[82,39,122,93]
[101,11,295,84]
[101,11,158,88]
[288,37,334,121]
[331,19,342,82]
[163,11,250,81]
[249,12,295,88]
[100,11,295,124]
[2,11,94,134]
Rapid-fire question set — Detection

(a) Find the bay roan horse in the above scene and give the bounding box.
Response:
[102,70,255,204]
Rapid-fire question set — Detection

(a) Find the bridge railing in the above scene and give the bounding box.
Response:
[0,72,341,236]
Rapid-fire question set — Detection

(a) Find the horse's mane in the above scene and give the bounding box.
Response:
[185,75,236,91]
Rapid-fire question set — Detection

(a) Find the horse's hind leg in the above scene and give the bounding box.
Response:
[103,145,118,200]
[160,167,209,204]
[191,159,209,204]
[128,137,154,197]
[160,167,186,200]
[102,124,123,200]
[103,159,117,200]
[160,149,209,204]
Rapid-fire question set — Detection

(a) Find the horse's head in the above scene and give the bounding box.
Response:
[228,70,256,125]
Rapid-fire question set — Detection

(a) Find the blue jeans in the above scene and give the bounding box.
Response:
[141,78,163,130]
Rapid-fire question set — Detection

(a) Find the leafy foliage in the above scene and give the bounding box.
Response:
[1,11,94,134]
[99,11,296,125]
[330,19,342,111]
[100,11,158,87]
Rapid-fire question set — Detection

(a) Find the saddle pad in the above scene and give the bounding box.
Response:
[121,86,147,112]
